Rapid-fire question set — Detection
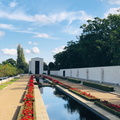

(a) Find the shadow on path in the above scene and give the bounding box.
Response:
[12,91,26,120]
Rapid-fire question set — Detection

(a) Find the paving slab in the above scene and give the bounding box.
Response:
[0,76,29,120]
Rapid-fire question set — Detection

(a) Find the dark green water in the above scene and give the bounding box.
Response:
[40,87,103,120]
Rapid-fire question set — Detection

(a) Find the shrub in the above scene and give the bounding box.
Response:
[67,78,81,83]
[95,100,120,117]
[50,75,67,80]
[83,81,114,92]
[69,87,100,101]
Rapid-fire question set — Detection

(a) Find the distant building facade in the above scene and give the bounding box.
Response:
[29,57,43,74]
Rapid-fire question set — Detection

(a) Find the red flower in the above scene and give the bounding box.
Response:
[101,100,120,112]
[20,75,35,120]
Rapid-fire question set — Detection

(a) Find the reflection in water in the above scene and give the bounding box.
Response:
[40,87,103,120]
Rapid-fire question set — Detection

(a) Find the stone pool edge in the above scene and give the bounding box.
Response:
[34,85,50,120]
[56,85,120,120]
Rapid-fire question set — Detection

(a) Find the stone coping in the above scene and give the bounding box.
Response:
[56,85,120,120]
[34,85,50,120]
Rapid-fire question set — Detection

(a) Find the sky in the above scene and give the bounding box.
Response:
[0,0,120,64]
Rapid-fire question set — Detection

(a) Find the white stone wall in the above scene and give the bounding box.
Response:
[29,57,43,74]
[103,66,120,84]
[50,71,59,75]
[0,77,14,85]
[49,66,120,85]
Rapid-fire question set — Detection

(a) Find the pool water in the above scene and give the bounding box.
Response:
[40,87,103,120]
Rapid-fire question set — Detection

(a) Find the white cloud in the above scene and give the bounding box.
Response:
[26,58,30,63]
[24,47,40,54]
[25,49,31,54]
[0,10,34,22]
[52,46,65,54]
[33,42,38,45]
[109,0,120,4]
[34,14,51,24]
[0,31,5,37]
[0,24,15,29]
[0,10,92,24]
[9,1,18,8]
[28,41,32,44]
[63,26,82,35]
[1,48,17,55]
[16,30,37,34]
[31,47,40,54]
[100,0,120,4]
[34,11,93,25]
[104,7,120,17]
[28,41,38,45]
[33,33,51,38]
[0,24,38,35]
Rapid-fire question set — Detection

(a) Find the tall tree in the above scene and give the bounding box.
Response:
[53,14,120,68]
[16,44,28,73]
[43,62,48,70]
[48,62,55,70]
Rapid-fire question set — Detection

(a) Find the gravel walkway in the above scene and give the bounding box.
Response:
[0,76,29,120]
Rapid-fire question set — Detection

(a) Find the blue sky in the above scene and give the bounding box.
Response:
[0,0,120,64]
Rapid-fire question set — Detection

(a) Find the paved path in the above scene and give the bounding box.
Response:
[0,75,119,120]
[49,76,120,105]
[0,76,29,120]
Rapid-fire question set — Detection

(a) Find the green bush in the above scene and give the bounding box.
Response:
[0,64,20,77]
[67,78,81,83]
[69,89,100,101]
[50,75,67,80]
[83,81,114,92]
[95,101,120,117]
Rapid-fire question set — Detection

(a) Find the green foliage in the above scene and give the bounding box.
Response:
[44,62,48,70]
[16,44,28,73]
[0,64,19,77]
[54,14,120,68]
[67,78,81,83]
[50,75,67,80]
[95,101,120,117]
[83,81,114,92]
[0,85,8,89]
[0,78,19,89]
[2,58,16,67]
[48,62,55,70]
[0,44,28,76]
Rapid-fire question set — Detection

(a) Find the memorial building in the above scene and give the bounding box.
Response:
[29,57,43,74]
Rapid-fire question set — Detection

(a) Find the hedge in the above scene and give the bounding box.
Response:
[67,78,81,83]
[50,75,67,80]
[95,101,120,117]
[83,81,114,92]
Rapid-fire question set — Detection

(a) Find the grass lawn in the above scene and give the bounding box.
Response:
[0,78,19,90]
[0,84,8,89]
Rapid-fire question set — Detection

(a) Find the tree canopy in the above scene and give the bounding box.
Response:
[0,64,21,77]
[16,44,28,73]
[53,14,120,69]
[2,58,16,67]
[0,45,28,77]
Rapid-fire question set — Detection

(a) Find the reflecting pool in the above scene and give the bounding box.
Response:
[40,87,103,120]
